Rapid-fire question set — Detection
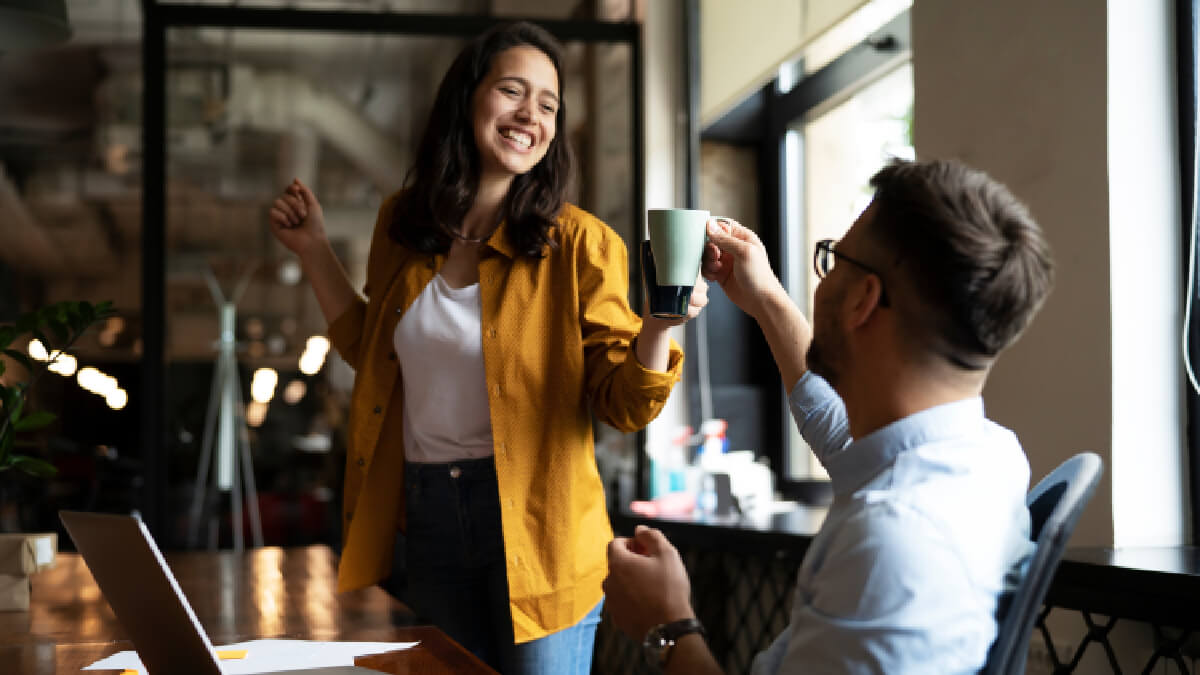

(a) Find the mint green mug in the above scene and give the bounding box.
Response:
[643,208,711,319]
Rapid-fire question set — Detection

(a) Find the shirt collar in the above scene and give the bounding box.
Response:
[826,396,987,495]
[485,218,518,259]
[482,218,557,259]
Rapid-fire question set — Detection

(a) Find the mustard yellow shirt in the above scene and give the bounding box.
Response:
[327,194,683,643]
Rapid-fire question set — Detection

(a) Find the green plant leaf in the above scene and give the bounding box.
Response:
[46,318,69,344]
[0,426,12,465]
[10,455,57,478]
[2,349,32,373]
[13,410,55,432]
[64,302,83,333]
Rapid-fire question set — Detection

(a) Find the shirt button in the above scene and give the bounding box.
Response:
[356,457,365,467]
[493,385,501,396]
[373,406,382,414]
[489,328,497,338]
[449,466,462,479]
[396,307,402,314]
[507,499,515,509]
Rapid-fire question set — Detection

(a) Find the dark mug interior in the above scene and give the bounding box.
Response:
[641,240,694,319]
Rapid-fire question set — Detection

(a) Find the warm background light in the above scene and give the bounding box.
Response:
[250,368,278,404]
[298,335,330,375]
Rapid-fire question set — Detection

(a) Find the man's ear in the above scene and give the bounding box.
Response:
[844,274,886,329]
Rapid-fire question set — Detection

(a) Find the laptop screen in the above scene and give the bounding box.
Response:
[59,510,223,675]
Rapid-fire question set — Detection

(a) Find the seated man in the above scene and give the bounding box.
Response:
[603,158,1055,674]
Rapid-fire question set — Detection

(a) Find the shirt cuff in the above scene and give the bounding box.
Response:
[623,335,684,396]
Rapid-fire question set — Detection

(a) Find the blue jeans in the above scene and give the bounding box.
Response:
[399,458,602,675]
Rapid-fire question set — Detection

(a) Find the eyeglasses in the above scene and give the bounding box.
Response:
[813,238,890,307]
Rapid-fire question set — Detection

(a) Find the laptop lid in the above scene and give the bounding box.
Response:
[59,510,222,675]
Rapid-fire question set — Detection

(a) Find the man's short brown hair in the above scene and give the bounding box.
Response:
[866,159,1054,368]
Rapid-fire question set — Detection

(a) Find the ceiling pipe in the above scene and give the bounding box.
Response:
[0,164,64,274]
[226,66,409,193]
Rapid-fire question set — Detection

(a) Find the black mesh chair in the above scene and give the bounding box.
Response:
[982,452,1103,675]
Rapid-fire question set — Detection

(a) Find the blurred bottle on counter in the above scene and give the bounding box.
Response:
[649,425,691,499]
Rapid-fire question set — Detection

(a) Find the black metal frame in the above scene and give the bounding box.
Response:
[139,1,644,539]
[1178,0,1200,547]
[696,9,910,499]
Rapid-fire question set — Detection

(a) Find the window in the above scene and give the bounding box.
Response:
[783,60,913,481]
[776,3,912,487]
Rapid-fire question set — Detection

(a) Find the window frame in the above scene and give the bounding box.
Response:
[697,8,911,501]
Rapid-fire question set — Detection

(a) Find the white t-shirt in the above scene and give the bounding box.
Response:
[393,274,494,463]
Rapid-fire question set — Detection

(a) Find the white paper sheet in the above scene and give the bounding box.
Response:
[83,638,419,674]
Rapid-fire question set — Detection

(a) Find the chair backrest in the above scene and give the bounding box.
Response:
[982,452,1103,675]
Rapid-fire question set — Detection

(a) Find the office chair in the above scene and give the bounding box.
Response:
[982,452,1103,675]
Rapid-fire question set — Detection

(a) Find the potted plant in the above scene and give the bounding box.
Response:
[0,300,114,610]
[0,300,115,477]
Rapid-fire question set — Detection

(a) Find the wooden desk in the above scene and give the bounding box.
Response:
[0,545,496,675]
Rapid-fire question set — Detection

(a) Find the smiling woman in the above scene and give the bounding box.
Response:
[471,46,560,183]
[266,20,707,675]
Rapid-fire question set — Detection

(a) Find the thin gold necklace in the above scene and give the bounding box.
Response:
[450,228,490,244]
[449,213,502,244]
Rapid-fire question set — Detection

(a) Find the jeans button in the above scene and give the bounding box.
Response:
[449,466,462,478]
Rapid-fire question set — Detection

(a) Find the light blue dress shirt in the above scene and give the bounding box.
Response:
[752,372,1035,675]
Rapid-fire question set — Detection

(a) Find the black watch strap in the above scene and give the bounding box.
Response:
[644,617,706,669]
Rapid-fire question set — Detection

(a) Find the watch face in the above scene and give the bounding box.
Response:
[642,630,671,666]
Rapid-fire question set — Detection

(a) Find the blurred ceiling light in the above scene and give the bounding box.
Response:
[106,388,128,411]
[278,259,302,286]
[77,366,102,393]
[247,341,265,359]
[245,317,265,340]
[27,339,48,361]
[96,374,118,398]
[104,143,131,175]
[98,315,125,347]
[0,0,71,51]
[250,367,278,404]
[47,353,77,377]
[298,336,330,376]
[266,334,287,355]
[282,379,307,405]
[77,367,119,397]
[245,400,268,428]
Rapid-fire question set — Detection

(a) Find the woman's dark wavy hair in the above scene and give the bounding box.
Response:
[389,21,572,258]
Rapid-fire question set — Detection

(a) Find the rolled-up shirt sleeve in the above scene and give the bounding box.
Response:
[788,371,852,465]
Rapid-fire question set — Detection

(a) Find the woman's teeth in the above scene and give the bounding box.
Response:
[501,128,532,148]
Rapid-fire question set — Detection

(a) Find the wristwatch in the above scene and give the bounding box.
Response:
[642,617,706,669]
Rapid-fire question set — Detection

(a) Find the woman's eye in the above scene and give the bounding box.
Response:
[500,86,520,96]
[540,104,557,114]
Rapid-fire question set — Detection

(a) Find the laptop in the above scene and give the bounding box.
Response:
[59,510,381,675]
